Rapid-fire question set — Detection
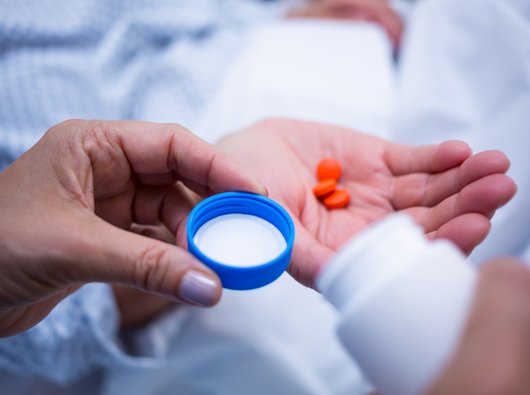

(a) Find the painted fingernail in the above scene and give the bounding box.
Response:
[179,270,219,307]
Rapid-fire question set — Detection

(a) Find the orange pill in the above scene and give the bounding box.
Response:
[323,189,350,209]
[317,158,342,181]
[313,179,337,197]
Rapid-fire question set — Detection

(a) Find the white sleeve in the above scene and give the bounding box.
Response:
[317,215,477,395]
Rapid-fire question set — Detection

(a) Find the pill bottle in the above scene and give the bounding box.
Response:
[317,214,477,395]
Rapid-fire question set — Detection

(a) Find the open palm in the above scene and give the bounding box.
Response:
[219,119,516,287]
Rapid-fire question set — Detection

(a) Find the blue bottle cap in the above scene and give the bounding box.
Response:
[187,192,295,290]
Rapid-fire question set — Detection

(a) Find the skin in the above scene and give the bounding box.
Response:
[218,119,516,287]
[370,259,530,395]
[120,118,517,324]
[0,119,266,337]
[0,118,516,335]
[287,0,404,49]
[426,259,530,395]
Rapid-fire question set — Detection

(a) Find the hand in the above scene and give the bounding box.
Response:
[0,119,266,337]
[426,259,530,395]
[218,119,516,286]
[287,0,403,49]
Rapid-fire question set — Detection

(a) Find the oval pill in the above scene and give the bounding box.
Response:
[317,158,342,181]
[323,189,350,209]
[313,179,337,197]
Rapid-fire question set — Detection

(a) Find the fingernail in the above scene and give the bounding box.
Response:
[179,270,219,307]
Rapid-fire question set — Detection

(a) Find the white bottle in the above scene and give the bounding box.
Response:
[317,215,477,395]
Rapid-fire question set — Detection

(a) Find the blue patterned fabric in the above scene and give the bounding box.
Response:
[0,285,149,383]
[0,0,281,383]
[0,0,281,170]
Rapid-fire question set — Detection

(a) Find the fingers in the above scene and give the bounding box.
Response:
[407,174,516,233]
[58,217,222,307]
[393,148,516,256]
[393,150,511,209]
[386,140,472,176]
[132,182,198,232]
[114,223,179,328]
[427,259,530,394]
[85,120,267,196]
[131,181,205,250]
[452,173,516,218]
[129,223,176,244]
[426,213,491,255]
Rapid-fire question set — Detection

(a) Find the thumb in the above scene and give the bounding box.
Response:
[289,216,334,288]
[63,218,222,307]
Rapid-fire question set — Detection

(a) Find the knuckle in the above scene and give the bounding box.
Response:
[82,120,112,146]
[163,122,190,135]
[160,122,195,151]
[80,120,124,161]
[45,119,117,156]
[134,244,174,293]
[44,119,86,143]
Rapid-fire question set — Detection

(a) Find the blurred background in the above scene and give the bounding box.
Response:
[0,0,528,394]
